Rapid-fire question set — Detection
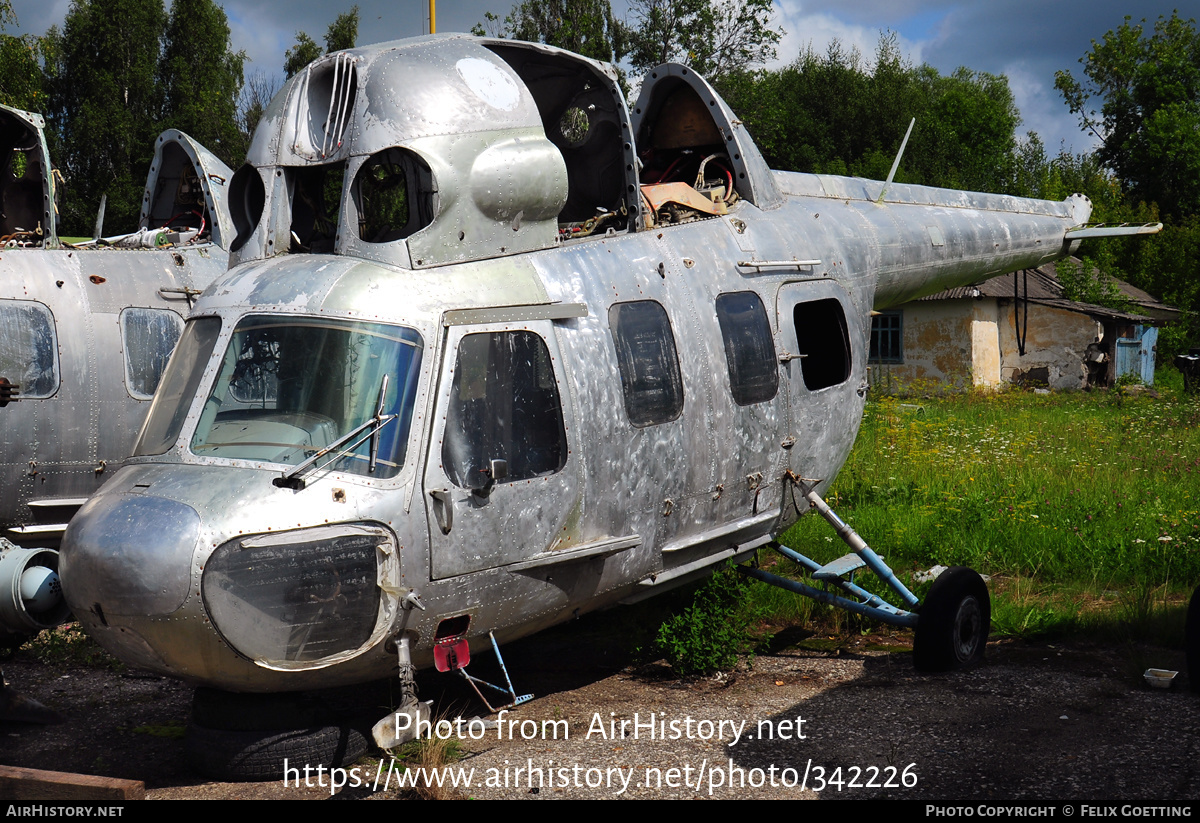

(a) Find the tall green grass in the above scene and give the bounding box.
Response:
[767,386,1200,642]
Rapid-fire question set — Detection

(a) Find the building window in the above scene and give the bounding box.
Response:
[869,311,903,364]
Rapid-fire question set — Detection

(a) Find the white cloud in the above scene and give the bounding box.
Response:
[771,0,925,68]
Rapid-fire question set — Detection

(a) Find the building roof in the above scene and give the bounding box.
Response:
[916,259,1178,325]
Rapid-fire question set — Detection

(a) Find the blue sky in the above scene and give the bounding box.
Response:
[7,0,1196,154]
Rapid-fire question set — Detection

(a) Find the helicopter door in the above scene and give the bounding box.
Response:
[423,321,579,580]
[775,281,866,492]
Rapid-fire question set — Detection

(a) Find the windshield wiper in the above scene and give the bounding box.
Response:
[273,375,396,490]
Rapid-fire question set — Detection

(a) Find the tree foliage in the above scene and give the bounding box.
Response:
[1053,14,1200,359]
[159,0,245,166]
[284,7,360,79]
[0,34,49,112]
[49,0,167,234]
[1056,13,1200,221]
[722,35,1021,194]
[283,31,321,78]
[473,0,628,66]
[625,0,781,82]
[324,5,359,53]
[239,70,280,145]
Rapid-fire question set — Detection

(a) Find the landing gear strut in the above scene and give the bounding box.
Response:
[740,477,990,671]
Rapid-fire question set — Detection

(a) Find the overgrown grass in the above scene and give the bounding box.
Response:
[389,725,466,800]
[17,622,122,668]
[783,387,1200,585]
[762,384,1200,648]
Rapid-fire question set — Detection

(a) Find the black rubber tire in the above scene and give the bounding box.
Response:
[1187,584,1200,693]
[184,722,369,783]
[192,687,332,731]
[913,566,990,672]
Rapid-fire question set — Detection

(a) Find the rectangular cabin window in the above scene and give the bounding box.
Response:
[441,331,567,488]
[792,298,852,391]
[0,300,59,398]
[715,291,778,405]
[869,311,903,364]
[121,308,184,400]
[609,301,684,426]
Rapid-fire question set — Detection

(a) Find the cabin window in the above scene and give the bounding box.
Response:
[442,331,567,488]
[715,292,778,405]
[135,316,222,455]
[121,308,184,400]
[609,301,684,426]
[188,316,423,479]
[869,311,903,364]
[793,298,852,391]
[351,148,435,243]
[0,300,58,398]
[288,162,345,253]
[229,164,265,252]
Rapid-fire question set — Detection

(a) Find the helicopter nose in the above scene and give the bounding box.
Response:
[61,494,202,620]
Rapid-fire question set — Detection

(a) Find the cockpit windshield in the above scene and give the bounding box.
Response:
[188,316,422,478]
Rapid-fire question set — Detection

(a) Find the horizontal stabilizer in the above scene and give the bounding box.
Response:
[1066,222,1163,238]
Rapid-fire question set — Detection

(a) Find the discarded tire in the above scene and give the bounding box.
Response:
[913,566,990,672]
[191,687,331,731]
[185,722,368,783]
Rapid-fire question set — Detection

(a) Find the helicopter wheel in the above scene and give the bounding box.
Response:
[913,566,990,672]
[1187,584,1200,693]
[185,688,368,782]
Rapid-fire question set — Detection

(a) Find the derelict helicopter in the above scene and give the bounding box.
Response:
[0,104,234,655]
[55,35,1162,774]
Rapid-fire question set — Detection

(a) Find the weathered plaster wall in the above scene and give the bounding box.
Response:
[870,297,1101,393]
[870,299,975,391]
[996,299,1100,390]
[970,299,1001,387]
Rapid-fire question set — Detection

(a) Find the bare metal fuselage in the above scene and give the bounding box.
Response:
[58,36,1097,692]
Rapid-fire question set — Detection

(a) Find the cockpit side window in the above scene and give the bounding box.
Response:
[636,83,739,225]
[0,112,50,243]
[483,44,639,237]
[143,142,210,238]
[352,148,435,243]
[288,162,345,253]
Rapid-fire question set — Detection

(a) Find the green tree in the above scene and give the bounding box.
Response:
[472,0,629,66]
[723,34,1022,194]
[159,0,245,166]
[1053,14,1200,360]
[0,34,48,112]
[49,0,167,235]
[1055,13,1200,220]
[283,31,321,78]
[239,70,279,145]
[0,5,48,118]
[626,0,781,83]
[324,5,359,52]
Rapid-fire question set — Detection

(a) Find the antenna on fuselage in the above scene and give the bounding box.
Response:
[877,118,915,205]
[92,194,106,242]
